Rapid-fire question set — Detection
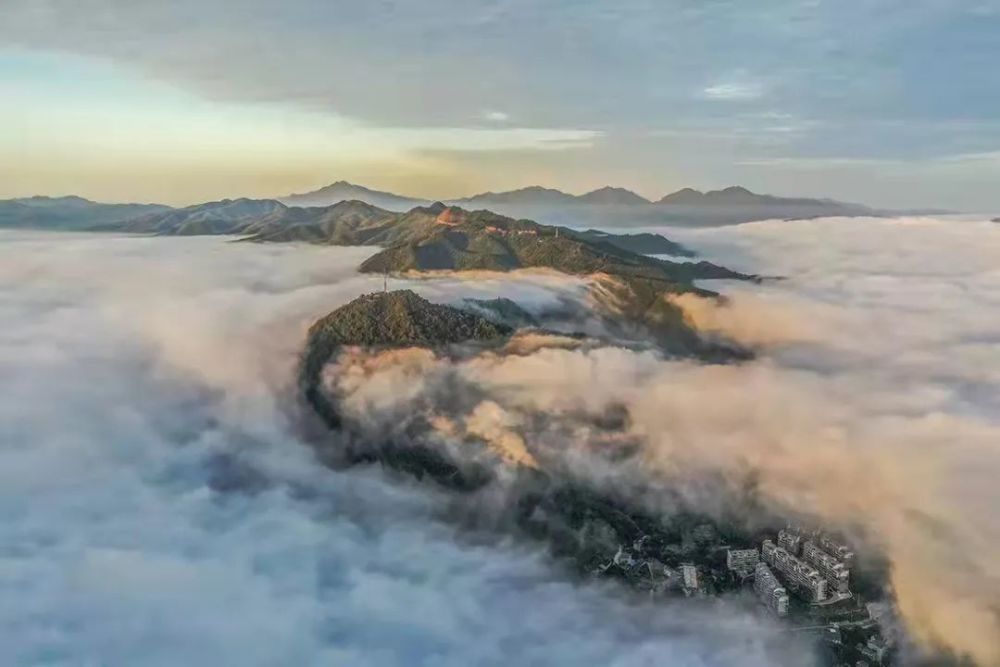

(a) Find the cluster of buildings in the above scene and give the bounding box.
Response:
[601,524,856,611]
[763,538,829,602]
[729,528,894,665]
[590,523,891,665]
[593,523,890,666]
[752,527,856,610]
[712,526,855,617]
[483,224,539,237]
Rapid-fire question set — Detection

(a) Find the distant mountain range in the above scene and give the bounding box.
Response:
[453,186,576,208]
[277,181,883,226]
[657,185,853,208]
[100,195,745,355]
[96,197,696,257]
[1,191,752,358]
[102,198,288,236]
[0,196,169,231]
[2,181,923,235]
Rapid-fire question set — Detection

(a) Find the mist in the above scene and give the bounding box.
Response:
[0,231,811,666]
[3,216,998,665]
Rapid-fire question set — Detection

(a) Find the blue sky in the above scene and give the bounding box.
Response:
[2,0,1000,209]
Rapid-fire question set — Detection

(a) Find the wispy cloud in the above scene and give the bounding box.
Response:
[701,81,765,101]
[482,110,510,123]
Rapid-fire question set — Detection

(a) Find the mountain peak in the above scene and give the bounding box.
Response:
[412,201,448,215]
[659,185,763,205]
[658,187,706,204]
[307,290,512,349]
[14,195,95,206]
[326,199,387,213]
[715,185,754,196]
[578,186,651,205]
[281,181,428,211]
[458,186,576,206]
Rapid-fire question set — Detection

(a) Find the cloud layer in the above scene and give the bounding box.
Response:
[3,215,998,665]
[317,216,1000,664]
[0,231,807,666]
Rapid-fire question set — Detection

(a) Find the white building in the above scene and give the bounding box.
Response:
[802,541,851,594]
[762,540,828,602]
[680,564,698,590]
[753,562,789,617]
[816,532,856,566]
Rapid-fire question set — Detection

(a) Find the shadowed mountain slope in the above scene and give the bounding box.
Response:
[575,229,694,256]
[111,198,288,235]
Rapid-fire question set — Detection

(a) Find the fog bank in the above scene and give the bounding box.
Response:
[319,216,1000,664]
[0,232,806,666]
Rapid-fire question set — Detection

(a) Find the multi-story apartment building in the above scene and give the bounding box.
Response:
[816,533,856,566]
[762,540,828,602]
[680,564,698,590]
[726,548,759,575]
[802,541,851,594]
[753,562,789,617]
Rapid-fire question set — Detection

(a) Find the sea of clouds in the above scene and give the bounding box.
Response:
[0,232,808,667]
[666,217,1000,664]
[1,215,998,666]
[315,216,1000,665]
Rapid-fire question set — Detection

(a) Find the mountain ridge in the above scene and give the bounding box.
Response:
[2,182,891,232]
[577,186,651,206]
[107,198,288,235]
[453,185,579,207]
[0,196,170,231]
[280,180,870,210]
[274,180,882,226]
[281,181,428,211]
[99,197,743,353]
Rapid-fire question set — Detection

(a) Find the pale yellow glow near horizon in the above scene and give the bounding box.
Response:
[1,52,601,205]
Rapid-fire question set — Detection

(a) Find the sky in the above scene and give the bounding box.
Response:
[2,0,1000,210]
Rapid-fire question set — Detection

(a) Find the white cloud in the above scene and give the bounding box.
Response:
[315,216,1000,665]
[482,110,510,123]
[4,215,999,665]
[701,81,765,101]
[0,231,804,667]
